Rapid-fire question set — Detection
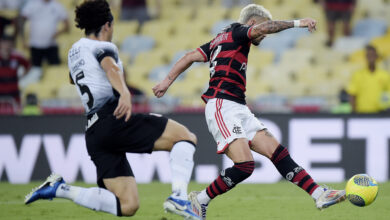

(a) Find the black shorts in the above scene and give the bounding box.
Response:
[30,46,61,67]
[326,10,352,22]
[85,101,168,188]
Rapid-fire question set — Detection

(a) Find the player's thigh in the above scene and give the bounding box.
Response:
[250,129,280,159]
[103,176,139,216]
[153,119,196,151]
[225,138,253,163]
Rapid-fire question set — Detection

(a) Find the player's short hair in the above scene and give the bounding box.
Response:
[75,0,113,36]
[238,4,272,24]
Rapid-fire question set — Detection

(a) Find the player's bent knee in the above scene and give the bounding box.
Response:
[232,161,255,184]
[187,131,197,145]
[121,202,139,216]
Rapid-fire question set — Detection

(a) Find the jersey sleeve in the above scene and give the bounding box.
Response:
[56,2,68,21]
[21,1,34,18]
[346,72,359,96]
[94,43,119,64]
[232,24,253,44]
[197,42,211,62]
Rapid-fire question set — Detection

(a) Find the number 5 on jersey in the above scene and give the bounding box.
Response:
[75,71,94,110]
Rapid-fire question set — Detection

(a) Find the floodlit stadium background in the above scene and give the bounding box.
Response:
[1,0,390,184]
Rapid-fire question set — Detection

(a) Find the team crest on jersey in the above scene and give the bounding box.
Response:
[232,124,242,134]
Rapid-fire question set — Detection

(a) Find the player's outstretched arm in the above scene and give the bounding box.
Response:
[250,18,317,39]
[101,56,132,121]
[153,49,204,98]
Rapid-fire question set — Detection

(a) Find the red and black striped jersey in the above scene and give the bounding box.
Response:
[198,22,254,105]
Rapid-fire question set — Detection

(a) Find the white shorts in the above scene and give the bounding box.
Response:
[205,98,267,154]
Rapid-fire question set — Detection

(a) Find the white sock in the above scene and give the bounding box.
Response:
[170,141,195,200]
[197,190,211,205]
[311,186,325,201]
[56,184,120,216]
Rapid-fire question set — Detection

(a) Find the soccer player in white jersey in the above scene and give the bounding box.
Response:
[154,4,346,219]
[24,1,200,219]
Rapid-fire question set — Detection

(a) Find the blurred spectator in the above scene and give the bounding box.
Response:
[20,0,69,67]
[22,93,42,115]
[0,0,22,37]
[331,89,352,114]
[320,0,356,47]
[0,34,30,105]
[0,16,13,37]
[120,0,161,23]
[347,45,390,113]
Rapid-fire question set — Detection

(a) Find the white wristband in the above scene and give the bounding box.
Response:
[294,20,301,28]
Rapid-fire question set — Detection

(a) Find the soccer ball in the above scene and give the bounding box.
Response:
[345,174,378,207]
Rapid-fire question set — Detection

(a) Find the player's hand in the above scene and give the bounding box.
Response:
[114,93,132,122]
[152,80,170,98]
[300,18,317,32]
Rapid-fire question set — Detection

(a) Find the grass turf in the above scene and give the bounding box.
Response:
[0,181,389,220]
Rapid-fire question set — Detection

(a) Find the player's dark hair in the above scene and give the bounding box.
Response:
[75,0,113,37]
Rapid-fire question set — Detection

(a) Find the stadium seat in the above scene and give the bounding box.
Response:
[120,35,155,58]
[113,21,139,45]
[371,34,390,58]
[148,65,171,82]
[352,18,388,43]
[253,94,290,113]
[57,84,79,99]
[295,33,327,51]
[260,28,310,61]
[312,48,347,66]
[333,36,366,54]
[248,49,275,69]
[280,48,314,69]
[211,19,235,36]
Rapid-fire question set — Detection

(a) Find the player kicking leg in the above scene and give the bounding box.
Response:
[189,113,345,219]
[25,118,200,219]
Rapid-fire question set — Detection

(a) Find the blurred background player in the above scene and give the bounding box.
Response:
[0,34,30,110]
[20,0,69,68]
[24,1,200,219]
[154,4,346,219]
[319,0,356,47]
[347,45,390,113]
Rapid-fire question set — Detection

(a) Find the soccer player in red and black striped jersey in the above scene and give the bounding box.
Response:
[0,35,30,106]
[154,4,346,219]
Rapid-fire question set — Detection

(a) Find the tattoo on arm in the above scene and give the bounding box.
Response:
[252,20,294,38]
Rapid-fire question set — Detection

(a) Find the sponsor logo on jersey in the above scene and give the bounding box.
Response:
[210,33,229,48]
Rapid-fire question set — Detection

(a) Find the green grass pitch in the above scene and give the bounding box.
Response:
[0,181,389,220]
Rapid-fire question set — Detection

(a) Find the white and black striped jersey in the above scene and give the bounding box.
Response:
[68,38,124,115]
